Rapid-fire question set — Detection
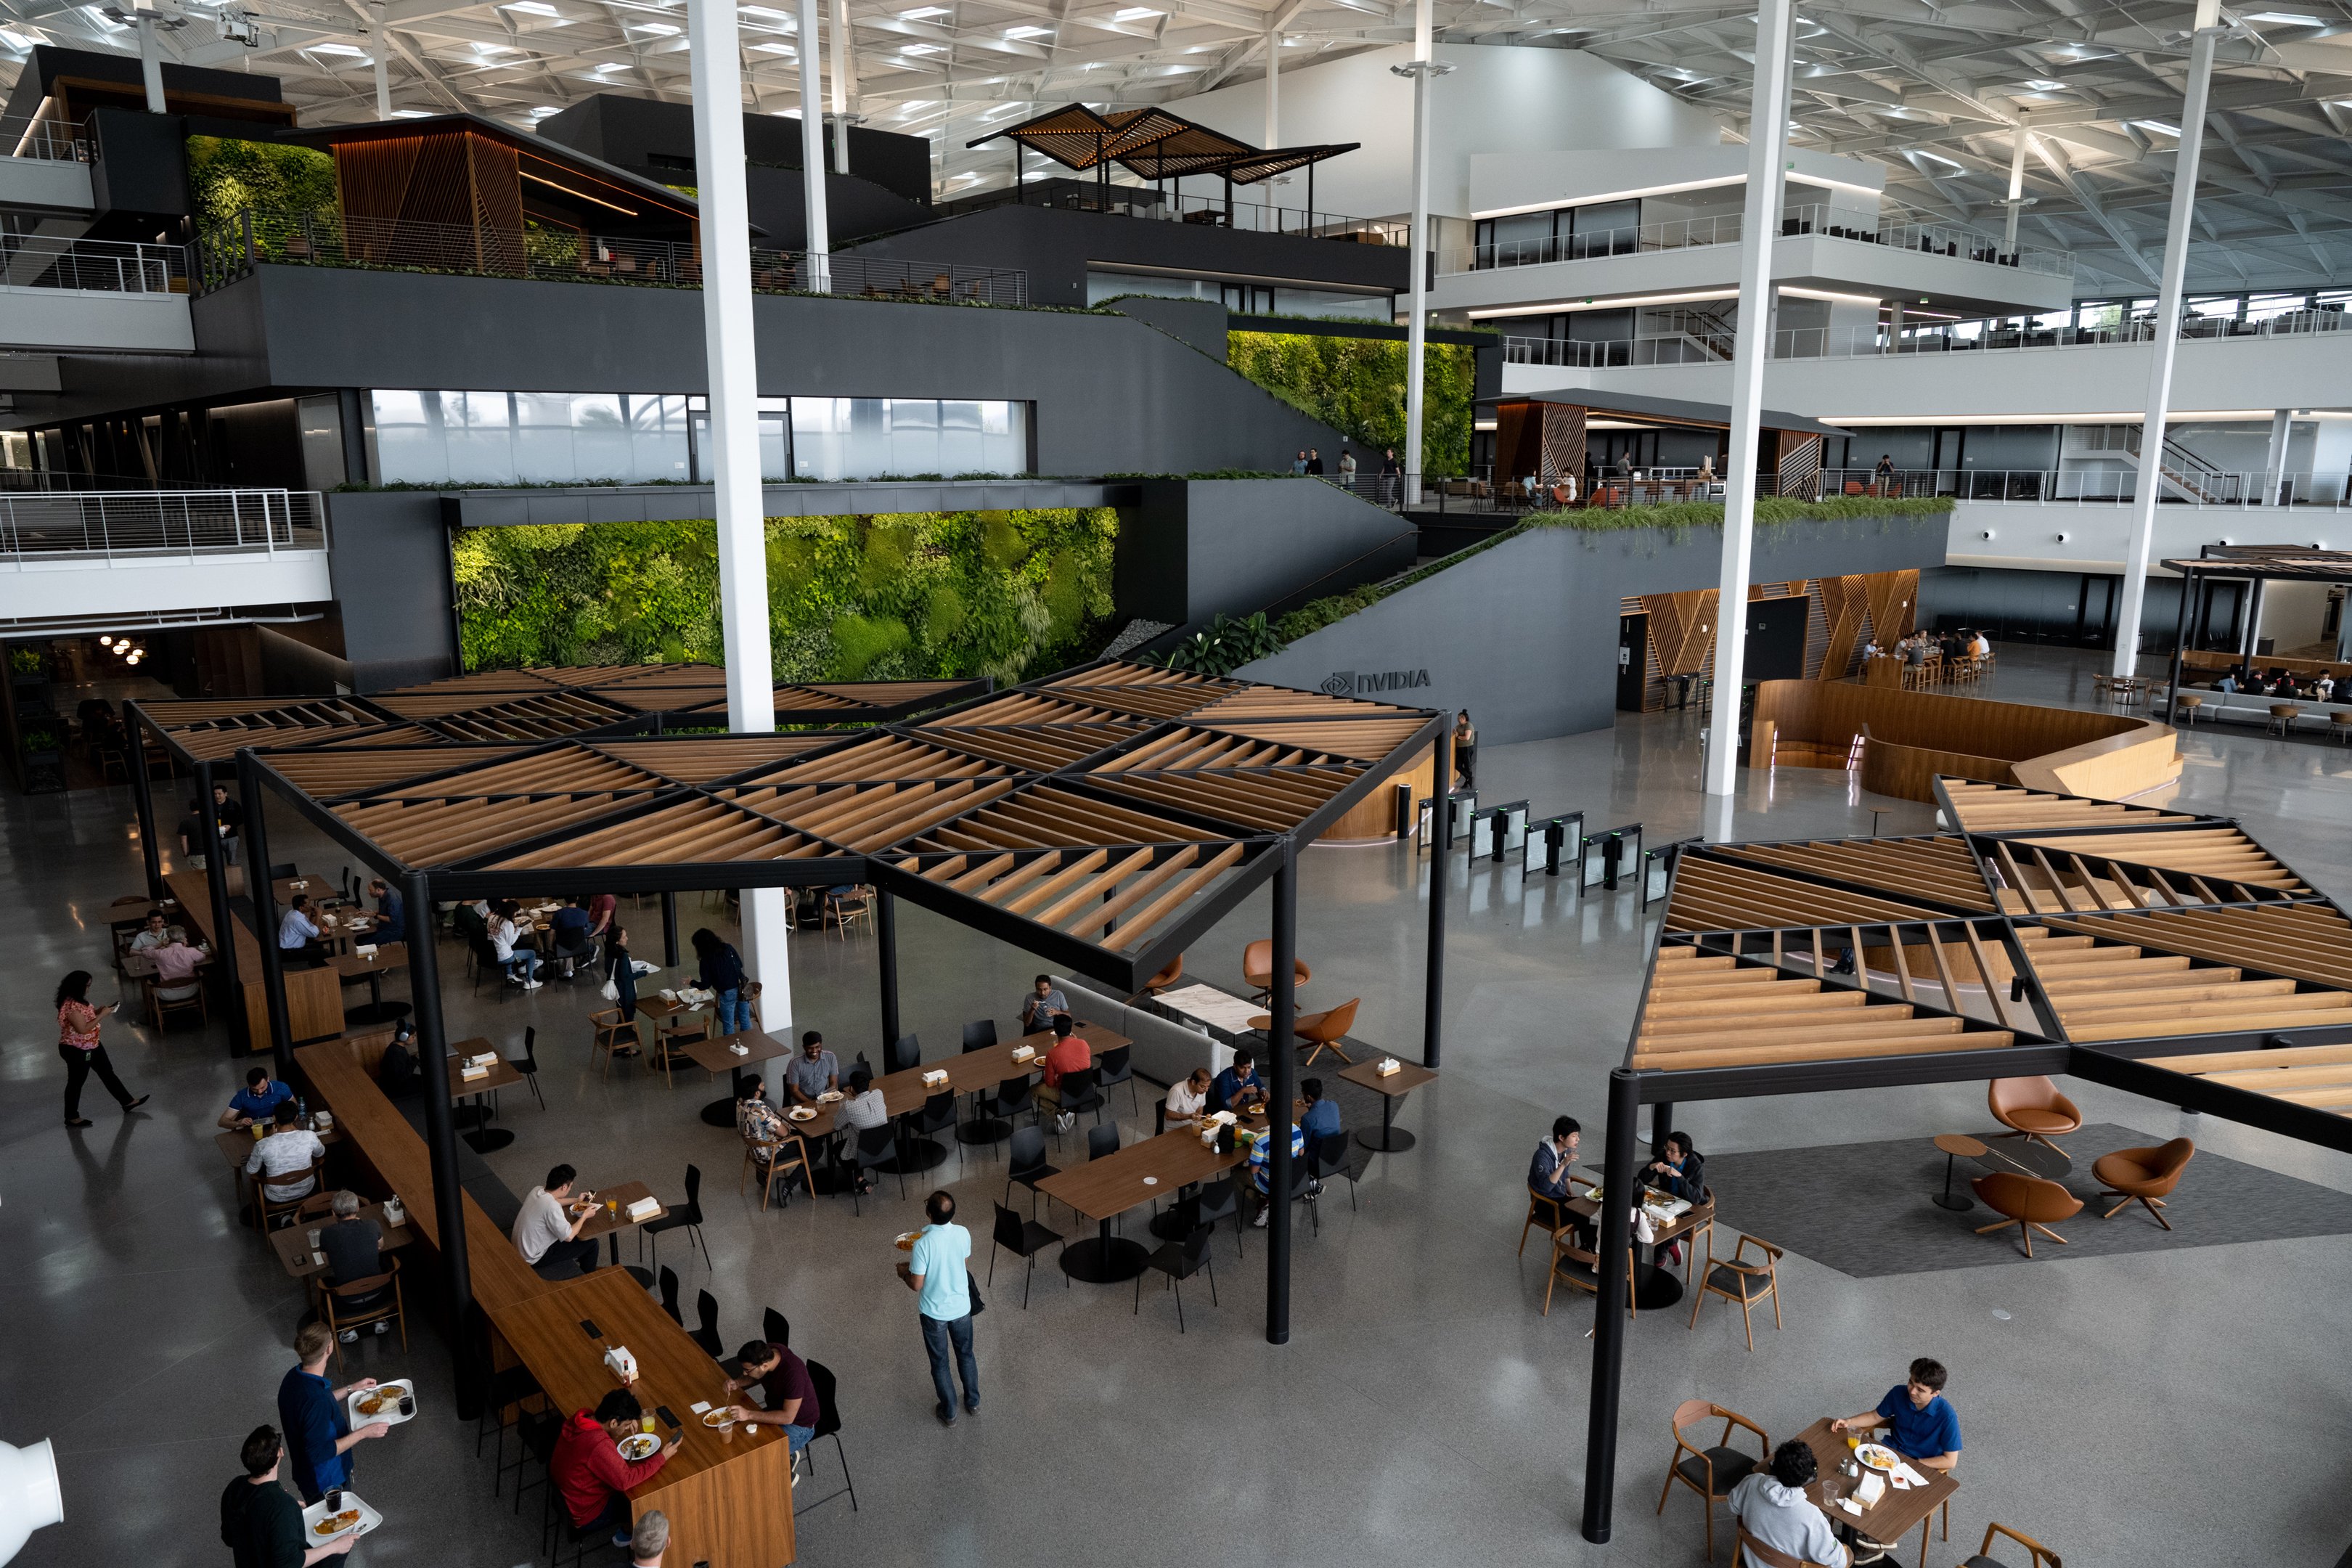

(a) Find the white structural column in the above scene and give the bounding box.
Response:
[2111,0,2222,681]
[2265,408,2292,505]
[690,0,792,1028]
[1265,24,1279,146]
[1699,0,1794,800]
[797,0,831,287]
[371,4,392,118]
[2002,125,2028,255]
[136,12,167,113]
[1390,0,1447,505]
[828,0,854,176]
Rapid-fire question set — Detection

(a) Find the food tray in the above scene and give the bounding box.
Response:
[347,1379,417,1428]
[301,1493,382,1542]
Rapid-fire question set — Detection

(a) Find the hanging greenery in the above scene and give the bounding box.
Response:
[1225,331,1478,476]
[1143,612,1286,677]
[185,136,339,236]
[452,508,1120,684]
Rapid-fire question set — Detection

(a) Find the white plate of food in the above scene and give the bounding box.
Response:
[1854,1442,1903,1473]
[815,1090,844,1103]
[346,1379,417,1427]
[301,1493,381,1543]
[787,1106,818,1121]
[617,1432,661,1462]
[700,1407,735,1429]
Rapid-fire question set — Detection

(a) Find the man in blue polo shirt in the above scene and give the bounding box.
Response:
[1834,1356,1961,1472]
[219,1066,293,1130]
[1209,1046,1266,1116]
[276,1322,391,1503]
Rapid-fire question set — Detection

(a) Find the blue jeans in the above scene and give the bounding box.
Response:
[505,949,540,983]
[780,1421,814,1458]
[714,988,748,1035]
[919,1312,978,1415]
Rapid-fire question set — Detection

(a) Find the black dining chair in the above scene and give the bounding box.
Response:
[1193,1181,1244,1257]
[761,1307,791,1349]
[887,1034,922,1075]
[852,1123,905,1212]
[1306,1131,1357,1233]
[691,1289,724,1358]
[961,1019,997,1052]
[658,1265,683,1325]
[1004,1125,1058,1218]
[1095,1043,1138,1116]
[799,1359,858,1514]
[989,1201,1066,1307]
[905,1090,960,1171]
[1137,1224,1218,1332]
[641,1164,709,1270]
[1086,1124,1120,1161]
[985,1076,1033,1133]
[1050,1066,1104,1141]
[510,1026,545,1111]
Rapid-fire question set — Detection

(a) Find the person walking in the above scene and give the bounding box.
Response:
[57,969,144,1127]
[1453,710,1478,791]
[221,1425,355,1568]
[692,927,748,1035]
[898,1189,979,1425]
[1291,449,1310,475]
[1305,448,1325,475]
[277,1322,390,1505]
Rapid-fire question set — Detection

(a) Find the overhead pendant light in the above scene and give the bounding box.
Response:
[0,1437,63,1564]
[97,636,113,649]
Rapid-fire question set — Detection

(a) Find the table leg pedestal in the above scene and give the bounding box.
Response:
[1932,1150,1973,1212]
[1356,1093,1416,1153]
[1060,1218,1148,1283]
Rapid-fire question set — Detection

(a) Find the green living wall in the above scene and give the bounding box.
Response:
[186,136,339,234]
[1226,331,1477,476]
[453,509,1119,684]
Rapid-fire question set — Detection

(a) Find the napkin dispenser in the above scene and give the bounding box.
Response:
[626,1196,661,1222]
[382,1197,406,1226]
[1855,1472,1887,1508]
[729,1042,750,1056]
[603,1344,638,1384]
[460,1063,489,1082]
[922,1069,949,1087]
[1376,1056,1402,1077]
[468,1050,499,1069]
[354,943,378,957]
[1010,1045,1035,1063]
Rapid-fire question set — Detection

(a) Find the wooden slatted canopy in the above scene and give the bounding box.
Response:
[963,102,1357,187]
[1624,775,2352,1153]
[211,660,1440,992]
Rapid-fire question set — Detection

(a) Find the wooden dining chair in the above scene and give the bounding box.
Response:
[588,1008,640,1078]
[1686,1232,1783,1351]
[1733,1524,1832,1568]
[1967,1522,2065,1568]
[1543,1235,1636,1319]
[822,886,874,939]
[147,976,208,1032]
[1517,1179,1592,1258]
[255,1159,326,1233]
[1654,1398,1768,1562]
[743,1129,814,1212]
[323,1257,405,1373]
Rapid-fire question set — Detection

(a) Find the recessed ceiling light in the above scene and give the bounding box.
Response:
[528,105,562,115]
[499,1,561,15]
[631,20,679,34]
[2020,78,2064,90]
[308,41,367,55]
[1004,24,1049,36]
[753,41,794,52]
[1111,6,1159,18]
[2134,119,2180,136]
[2245,10,2324,23]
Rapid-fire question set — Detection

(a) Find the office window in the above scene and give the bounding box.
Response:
[369,391,693,486]
[789,398,1026,479]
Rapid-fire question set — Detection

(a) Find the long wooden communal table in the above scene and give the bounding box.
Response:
[498,1270,794,1567]
[290,1040,797,1567]
[785,1022,1128,1143]
[171,868,344,1054]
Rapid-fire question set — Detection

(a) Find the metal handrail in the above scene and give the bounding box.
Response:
[1,114,92,163]
[0,234,187,295]
[936,182,1408,246]
[193,207,1028,305]
[1445,201,2071,277]
[0,489,329,560]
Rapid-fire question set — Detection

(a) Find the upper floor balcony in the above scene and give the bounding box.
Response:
[932,176,1408,248]
[0,234,193,354]
[1442,203,2073,282]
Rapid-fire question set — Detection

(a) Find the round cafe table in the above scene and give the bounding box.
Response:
[1930,1134,1984,1212]
[1060,1224,1150,1284]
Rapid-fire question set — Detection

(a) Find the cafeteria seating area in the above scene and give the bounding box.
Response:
[9,642,2352,1568]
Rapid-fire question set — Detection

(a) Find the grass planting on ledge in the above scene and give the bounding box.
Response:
[1275,496,1955,643]
[453,508,1117,683]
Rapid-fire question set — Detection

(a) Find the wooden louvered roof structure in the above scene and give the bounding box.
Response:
[965,102,1358,187]
[1628,775,2352,1155]
[184,660,1439,992]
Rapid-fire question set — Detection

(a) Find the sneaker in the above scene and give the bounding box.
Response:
[1055,1111,1074,1133]
[611,1530,634,1550]
[790,1467,801,1488]
[372,1320,391,1335]
[1252,1209,1269,1228]
[935,1404,955,1426]
[963,1398,979,1416]
[338,1329,359,1344]
[522,979,544,991]
[1306,1180,1324,1196]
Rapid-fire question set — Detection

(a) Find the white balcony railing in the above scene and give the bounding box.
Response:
[0,490,327,560]
[1445,203,2072,278]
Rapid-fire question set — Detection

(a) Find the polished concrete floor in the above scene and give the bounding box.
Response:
[7,641,2351,1568]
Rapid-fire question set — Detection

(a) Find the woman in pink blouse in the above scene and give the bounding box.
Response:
[57,969,145,1127]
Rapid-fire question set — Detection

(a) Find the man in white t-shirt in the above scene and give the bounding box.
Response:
[513,1162,603,1278]
[244,1102,325,1206]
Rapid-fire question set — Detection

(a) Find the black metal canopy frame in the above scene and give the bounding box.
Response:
[2162,544,2352,720]
[126,659,1450,1373]
[1578,773,2352,1541]
[968,102,1359,223]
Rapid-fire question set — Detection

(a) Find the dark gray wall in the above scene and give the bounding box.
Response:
[536,92,934,206]
[1116,478,1418,627]
[1236,513,1951,744]
[841,203,1408,310]
[324,490,459,692]
[1105,298,1230,361]
[24,266,1346,477]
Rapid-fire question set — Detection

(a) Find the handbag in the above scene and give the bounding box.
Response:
[965,1271,985,1316]
[600,973,621,1003]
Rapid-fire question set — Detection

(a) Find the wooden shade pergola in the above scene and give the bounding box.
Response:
[968,102,1358,219]
[125,660,1449,1370]
[1579,774,2352,1543]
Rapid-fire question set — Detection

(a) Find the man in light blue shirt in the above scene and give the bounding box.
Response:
[277,896,327,967]
[897,1191,979,1425]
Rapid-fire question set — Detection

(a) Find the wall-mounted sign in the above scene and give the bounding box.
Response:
[1323,669,1432,696]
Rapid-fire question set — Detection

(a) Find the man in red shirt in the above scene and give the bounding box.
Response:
[1032,1013,1092,1132]
[552,1389,682,1548]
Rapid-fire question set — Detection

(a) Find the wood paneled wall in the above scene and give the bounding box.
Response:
[335,131,526,272]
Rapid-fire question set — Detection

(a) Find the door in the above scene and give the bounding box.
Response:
[1618,614,1650,711]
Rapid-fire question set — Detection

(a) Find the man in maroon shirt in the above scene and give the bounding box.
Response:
[552,1389,681,1548]
[726,1340,820,1469]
